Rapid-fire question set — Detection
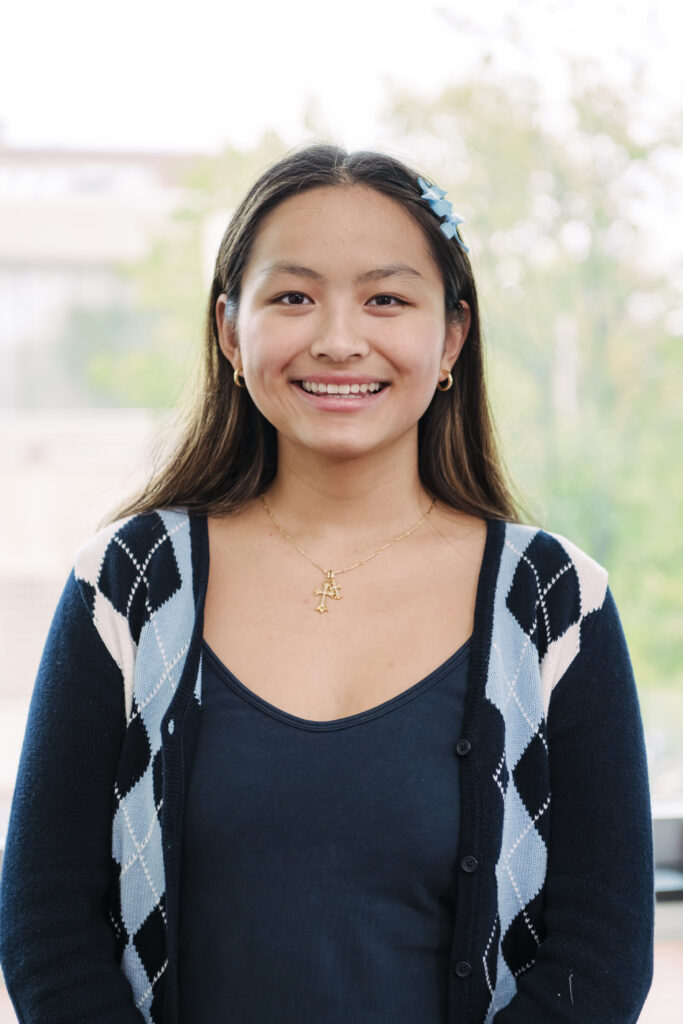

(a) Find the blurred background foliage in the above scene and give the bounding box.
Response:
[51,65,682,774]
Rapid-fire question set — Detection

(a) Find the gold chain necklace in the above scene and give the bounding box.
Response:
[260,493,436,613]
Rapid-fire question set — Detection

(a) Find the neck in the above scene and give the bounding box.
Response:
[264,435,431,545]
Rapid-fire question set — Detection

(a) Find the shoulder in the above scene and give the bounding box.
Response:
[487,521,614,712]
[494,520,609,620]
[73,508,196,633]
[75,508,191,581]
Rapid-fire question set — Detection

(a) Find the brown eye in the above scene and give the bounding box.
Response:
[275,292,310,305]
[368,295,408,307]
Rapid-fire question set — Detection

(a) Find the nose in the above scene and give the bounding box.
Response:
[309,303,370,361]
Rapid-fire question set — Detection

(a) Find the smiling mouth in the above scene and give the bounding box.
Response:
[296,381,389,395]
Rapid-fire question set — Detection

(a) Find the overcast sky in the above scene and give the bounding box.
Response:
[1,0,681,153]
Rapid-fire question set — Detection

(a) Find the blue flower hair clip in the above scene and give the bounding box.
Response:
[417,177,469,254]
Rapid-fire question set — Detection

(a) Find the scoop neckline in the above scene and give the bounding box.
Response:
[201,636,471,732]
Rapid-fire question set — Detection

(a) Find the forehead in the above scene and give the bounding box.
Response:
[244,185,438,281]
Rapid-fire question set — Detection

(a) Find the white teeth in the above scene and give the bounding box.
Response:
[300,381,384,395]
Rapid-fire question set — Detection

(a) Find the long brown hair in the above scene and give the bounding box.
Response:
[111,143,523,523]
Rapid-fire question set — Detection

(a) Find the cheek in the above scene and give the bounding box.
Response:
[238,318,298,376]
[393,331,443,376]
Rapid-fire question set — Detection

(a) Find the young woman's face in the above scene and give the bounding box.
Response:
[217,185,469,464]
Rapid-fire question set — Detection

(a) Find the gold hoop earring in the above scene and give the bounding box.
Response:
[436,369,453,392]
[233,367,246,388]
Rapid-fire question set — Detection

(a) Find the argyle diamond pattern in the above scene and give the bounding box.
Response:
[482,523,607,1023]
[505,532,582,660]
[75,509,196,1023]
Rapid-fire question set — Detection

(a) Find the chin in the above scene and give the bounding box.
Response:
[307,441,381,462]
[290,427,411,464]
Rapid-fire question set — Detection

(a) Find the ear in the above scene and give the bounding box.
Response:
[442,300,471,370]
[215,293,241,369]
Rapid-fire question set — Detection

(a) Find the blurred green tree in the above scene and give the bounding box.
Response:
[382,68,683,700]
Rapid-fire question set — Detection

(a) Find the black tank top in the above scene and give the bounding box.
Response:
[179,637,470,1023]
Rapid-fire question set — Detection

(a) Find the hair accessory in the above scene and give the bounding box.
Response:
[417,177,469,253]
[437,369,454,392]
[233,367,246,388]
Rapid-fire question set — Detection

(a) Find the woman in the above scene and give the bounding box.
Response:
[0,144,654,1023]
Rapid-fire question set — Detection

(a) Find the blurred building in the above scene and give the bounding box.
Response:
[0,143,198,824]
[0,144,198,406]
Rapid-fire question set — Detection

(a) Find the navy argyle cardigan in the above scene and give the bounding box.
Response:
[0,510,654,1023]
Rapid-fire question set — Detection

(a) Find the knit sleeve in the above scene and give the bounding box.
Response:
[492,587,655,1023]
[0,571,144,1023]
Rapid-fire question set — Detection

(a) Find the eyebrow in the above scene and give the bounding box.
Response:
[256,261,424,285]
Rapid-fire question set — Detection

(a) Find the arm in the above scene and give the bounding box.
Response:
[493,588,655,1023]
[0,572,144,1023]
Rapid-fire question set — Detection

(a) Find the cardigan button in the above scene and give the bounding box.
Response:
[455,739,472,756]
[461,855,479,873]
[168,719,175,735]
[453,960,472,978]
